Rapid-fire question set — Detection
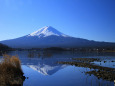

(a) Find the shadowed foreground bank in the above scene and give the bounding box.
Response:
[0,54,25,86]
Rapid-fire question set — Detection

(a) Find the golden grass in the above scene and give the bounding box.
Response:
[0,54,25,86]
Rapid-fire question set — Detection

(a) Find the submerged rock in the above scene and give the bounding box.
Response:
[58,58,115,81]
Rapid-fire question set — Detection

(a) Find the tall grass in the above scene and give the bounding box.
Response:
[0,54,25,85]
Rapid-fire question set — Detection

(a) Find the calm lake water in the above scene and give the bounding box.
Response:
[1,50,115,86]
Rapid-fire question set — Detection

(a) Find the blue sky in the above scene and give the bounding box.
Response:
[0,0,115,42]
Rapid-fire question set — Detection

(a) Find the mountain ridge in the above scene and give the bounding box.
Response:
[0,26,115,49]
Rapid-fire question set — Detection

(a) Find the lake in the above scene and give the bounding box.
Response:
[1,50,115,86]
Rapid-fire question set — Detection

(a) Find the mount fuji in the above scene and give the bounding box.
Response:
[0,26,115,48]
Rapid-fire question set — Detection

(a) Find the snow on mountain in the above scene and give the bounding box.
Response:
[28,26,68,37]
[27,64,67,75]
[0,26,115,48]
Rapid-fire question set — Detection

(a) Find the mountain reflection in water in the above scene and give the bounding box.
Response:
[2,50,115,86]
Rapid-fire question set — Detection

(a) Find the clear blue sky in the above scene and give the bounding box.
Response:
[0,0,115,42]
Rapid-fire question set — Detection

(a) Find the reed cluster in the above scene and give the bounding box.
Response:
[0,54,25,86]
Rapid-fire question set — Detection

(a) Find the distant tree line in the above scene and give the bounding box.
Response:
[0,43,10,50]
[0,43,11,55]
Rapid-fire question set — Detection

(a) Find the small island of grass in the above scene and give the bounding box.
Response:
[0,54,25,86]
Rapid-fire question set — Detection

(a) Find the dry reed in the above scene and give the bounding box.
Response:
[0,54,25,86]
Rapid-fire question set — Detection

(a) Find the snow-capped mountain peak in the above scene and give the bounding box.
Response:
[1,26,115,49]
[28,26,68,37]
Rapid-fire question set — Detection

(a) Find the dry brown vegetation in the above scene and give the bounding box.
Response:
[43,52,52,57]
[28,52,34,58]
[27,51,53,58]
[0,54,25,86]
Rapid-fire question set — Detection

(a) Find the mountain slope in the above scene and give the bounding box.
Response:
[28,26,68,37]
[0,26,115,48]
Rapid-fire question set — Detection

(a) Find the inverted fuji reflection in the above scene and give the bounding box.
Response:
[27,64,67,75]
